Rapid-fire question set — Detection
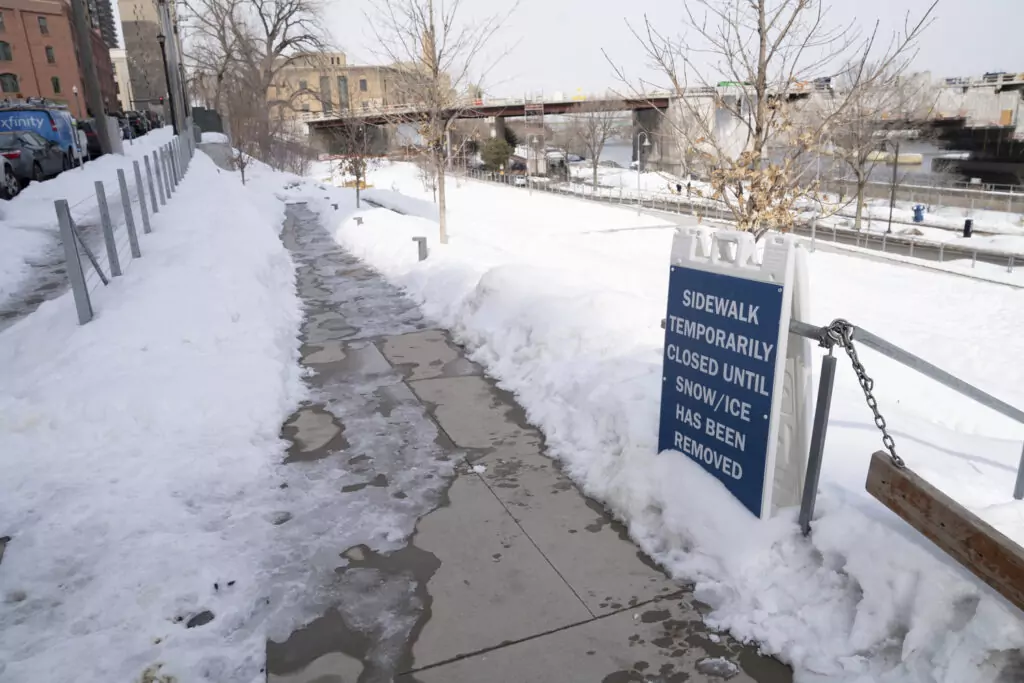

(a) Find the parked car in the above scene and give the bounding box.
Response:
[513,175,528,187]
[77,119,103,159]
[144,110,163,129]
[125,111,149,137]
[0,103,83,169]
[0,154,19,199]
[0,131,65,185]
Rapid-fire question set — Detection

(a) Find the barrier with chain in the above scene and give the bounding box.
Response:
[790,317,1024,614]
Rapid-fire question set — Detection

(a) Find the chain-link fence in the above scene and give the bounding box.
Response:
[463,169,1023,276]
[59,125,197,325]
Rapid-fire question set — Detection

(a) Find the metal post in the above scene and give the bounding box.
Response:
[972,251,977,268]
[171,139,180,182]
[1014,442,1024,500]
[412,236,428,261]
[939,243,944,262]
[117,169,142,259]
[909,237,915,258]
[55,200,93,324]
[810,217,817,251]
[1010,255,1015,274]
[152,151,166,206]
[887,139,898,235]
[799,352,838,536]
[168,144,179,187]
[133,160,152,233]
[95,181,121,277]
[162,149,173,195]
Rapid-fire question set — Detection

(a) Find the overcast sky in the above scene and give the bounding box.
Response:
[326,0,1021,96]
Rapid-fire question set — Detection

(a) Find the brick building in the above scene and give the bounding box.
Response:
[0,0,117,117]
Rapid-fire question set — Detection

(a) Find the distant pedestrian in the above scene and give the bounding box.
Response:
[686,181,692,197]
[676,182,682,195]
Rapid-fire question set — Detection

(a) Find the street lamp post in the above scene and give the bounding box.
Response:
[637,131,652,215]
[157,31,178,135]
[880,137,901,234]
[530,135,538,195]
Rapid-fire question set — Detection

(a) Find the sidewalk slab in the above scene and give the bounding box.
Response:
[409,375,543,455]
[402,594,792,683]
[477,448,679,617]
[380,329,482,380]
[410,470,593,669]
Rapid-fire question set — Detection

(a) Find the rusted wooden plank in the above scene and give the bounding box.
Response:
[865,451,1024,614]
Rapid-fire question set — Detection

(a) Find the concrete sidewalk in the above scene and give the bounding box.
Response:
[269,204,792,683]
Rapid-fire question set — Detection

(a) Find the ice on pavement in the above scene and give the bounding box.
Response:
[298,159,1024,683]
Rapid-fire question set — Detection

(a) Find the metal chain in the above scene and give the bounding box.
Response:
[823,318,905,468]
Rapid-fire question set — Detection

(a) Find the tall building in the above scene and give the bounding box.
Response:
[0,0,117,117]
[86,0,115,48]
[109,46,131,110]
[118,0,167,112]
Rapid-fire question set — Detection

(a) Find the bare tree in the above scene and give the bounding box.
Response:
[182,0,329,165]
[819,69,936,230]
[568,100,623,187]
[369,0,516,244]
[327,121,382,207]
[609,0,937,239]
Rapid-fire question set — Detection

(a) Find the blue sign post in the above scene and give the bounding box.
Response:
[658,230,796,518]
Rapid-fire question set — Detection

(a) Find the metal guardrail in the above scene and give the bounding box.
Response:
[789,318,1024,539]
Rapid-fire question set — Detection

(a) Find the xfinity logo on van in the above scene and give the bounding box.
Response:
[0,115,47,130]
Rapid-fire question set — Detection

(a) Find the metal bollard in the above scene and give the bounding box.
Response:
[95,181,121,277]
[152,151,165,206]
[972,251,977,268]
[55,199,93,324]
[133,160,151,233]
[117,169,142,258]
[162,149,173,196]
[799,352,838,536]
[412,236,428,261]
[939,243,944,262]
[1010,255,1016,274]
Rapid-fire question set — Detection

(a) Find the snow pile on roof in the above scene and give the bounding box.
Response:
[317,161,1024,683]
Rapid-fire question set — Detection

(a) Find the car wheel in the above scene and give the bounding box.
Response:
[1,167,19,199]
[62,153,70,171]
[33,162,45,182]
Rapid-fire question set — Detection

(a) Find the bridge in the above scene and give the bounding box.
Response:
[301,94,671,128]
[303,71,1024,184]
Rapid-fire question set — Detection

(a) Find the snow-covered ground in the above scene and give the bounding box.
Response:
[563,163,1024,255]
[297,160,1024,682]
[0,153,306,682]
[0,128,174,308]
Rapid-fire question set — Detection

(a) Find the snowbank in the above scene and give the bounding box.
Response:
[0,153,304,682]
[0,128,173,306]
[200,131,230,144]
[299,161,1024,682]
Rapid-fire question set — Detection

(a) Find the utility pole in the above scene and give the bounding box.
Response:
[69,0,112,154]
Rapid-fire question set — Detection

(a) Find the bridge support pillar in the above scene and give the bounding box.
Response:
[490,116,507,141]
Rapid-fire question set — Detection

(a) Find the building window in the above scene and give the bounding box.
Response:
[38,16,48,35]
[0,72,18,93]
[0,42,10,61]
[359,78,367,92]
[51,76,60,94]
[0,12,6,32]
[298,79,307,90]
[45,46,54,63]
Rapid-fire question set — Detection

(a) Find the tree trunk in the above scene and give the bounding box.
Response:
[592,159,598,189]
[855,177,866,231]
[356,169,361,208]
[435,149,448,244]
